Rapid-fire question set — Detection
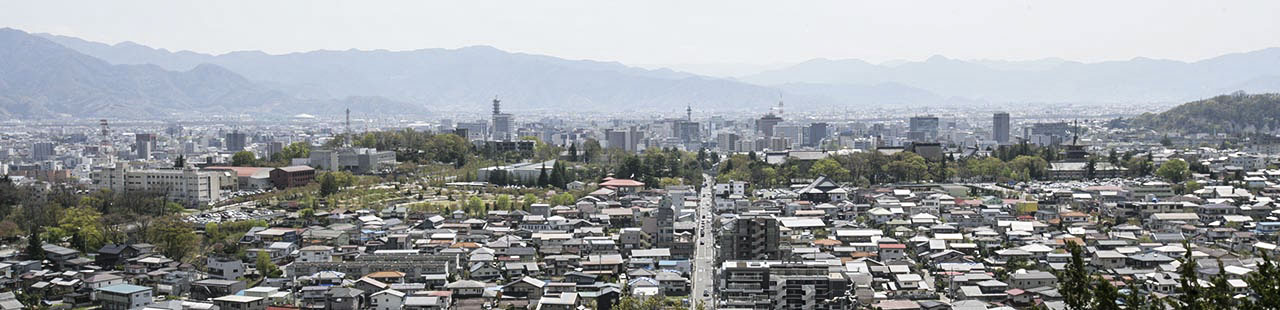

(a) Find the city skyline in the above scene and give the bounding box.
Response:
[4,1,1280,72]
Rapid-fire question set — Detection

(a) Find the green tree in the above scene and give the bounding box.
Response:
[1091,277,1121,310]
[521,194,538,210]
[1239,253,1280,310]
[495,194,513,211]
[1168,242,1209,310]
[1156,158,1191,183]
[232,151,258,166]
[809,158,850,181]
[146,215,198,261]
[537,164,549,187]
[1184,180,1204,194]
[57,206,106,252]
[549,193,576,206]
[26,230,43,260]
[280,142,312,160]
[1126,156,1155,177]
[1123,279,1157,310]
[886,153,929,182]
[1008,155,1050,180]
[319,173,339,197]
[1060,241,1092,310]
[256,250,282,278]
[466,196,484,215]
[1085,157,1098,179]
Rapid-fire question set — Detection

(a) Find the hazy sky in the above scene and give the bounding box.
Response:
[4,0,1280,68]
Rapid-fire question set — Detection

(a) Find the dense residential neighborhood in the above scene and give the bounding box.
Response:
[4,4,1280,309]
[4,99,1280,310]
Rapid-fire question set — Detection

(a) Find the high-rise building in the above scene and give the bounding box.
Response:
[605,126,645,153]
[455,122,488,141]
[908,116,940,142]
[674,121,701,143]
[1025,122,1072,145]
[226,130,247,152]
[718,215,780,261]
[756,113,783,137]
[135,133,156,160]
[267,141,286,159]
[491,98,514,141]
[806,122,829,147]
[719,261,852,310]
[31,142,55,161]
[716,133,740,152]
[993,112,1011,144]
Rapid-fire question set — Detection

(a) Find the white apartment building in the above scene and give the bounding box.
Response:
[90,163,234,206]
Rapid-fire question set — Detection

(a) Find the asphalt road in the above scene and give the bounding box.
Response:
[691,174,716,310]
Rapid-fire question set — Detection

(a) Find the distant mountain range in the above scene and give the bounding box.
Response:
[1133,92,1280,134]
[5,27,1280,119]
[742,50,1280,104]
[35,31,799,114]
[0,28,423,118]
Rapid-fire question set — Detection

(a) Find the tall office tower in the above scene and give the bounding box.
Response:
[226,130,247,152]
[267,141,286,159]
[491,98,514,141]
[806,122,829,147]
[605,126,645,152]
[135,133,156,160]
[604,126,645,151]
[674,121,701,143]
[718,215,781,261]
[756,113,783,137]
[993,112,1011,144]
[31,142,55,161]
[717,133,740,153]
[908,115,940,142]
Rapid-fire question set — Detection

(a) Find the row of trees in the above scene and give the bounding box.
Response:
[1,176,196,262]
[1059,241,1280,310]
[716,151,946,188]
[614,147,705,187]
[229,142,313,167]
[332,129,473,167]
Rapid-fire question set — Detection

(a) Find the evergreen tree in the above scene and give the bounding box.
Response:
[1091,277,1121,310]
[1169,242,1207,310]
[1086,157,1097,179]
[537,163,549,187]
[1239,252,1279,310]
[568,143,578,162]
[26,230,43,260]
[1207,259,1236,309]
[319,173,339,196]
[550,161,568,189]
[1060,241,1092,310]
[1123,279,1157,310]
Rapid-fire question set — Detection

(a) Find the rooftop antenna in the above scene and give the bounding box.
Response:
[344,108,352,147]
[777,92,785,116]
[686,105,692,121]
[1071,119,1079,145]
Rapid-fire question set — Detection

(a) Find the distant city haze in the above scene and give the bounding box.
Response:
[3,0,1279,76]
